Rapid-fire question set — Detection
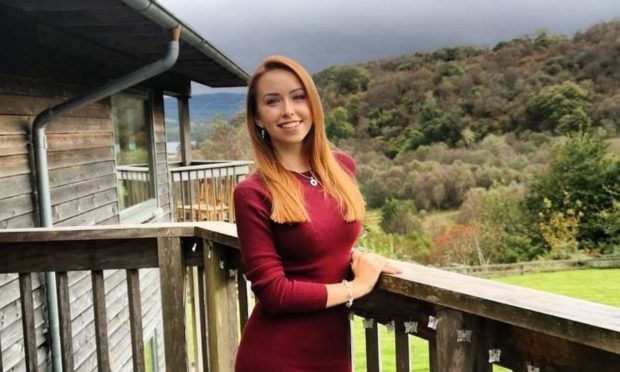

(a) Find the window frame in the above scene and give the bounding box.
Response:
[112,90,159,224]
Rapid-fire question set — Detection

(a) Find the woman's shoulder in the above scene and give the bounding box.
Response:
[234,173,271,201]
[333,151,356,175]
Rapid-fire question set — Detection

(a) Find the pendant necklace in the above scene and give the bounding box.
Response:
[295,170,320,187]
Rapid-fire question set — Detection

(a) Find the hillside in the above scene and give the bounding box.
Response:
[315,21,620,158]
[188,21,620,264]
[164,92,245,142]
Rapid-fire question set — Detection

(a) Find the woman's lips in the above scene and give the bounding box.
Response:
[278,120,302,129]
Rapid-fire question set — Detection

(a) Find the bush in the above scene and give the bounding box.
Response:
[524,130,620,253]
[457,185,542,263]
[359,229,430,263]
[380,199,421,235]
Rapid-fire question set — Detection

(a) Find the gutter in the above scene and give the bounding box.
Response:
[32,26,180,372]
[121,0,250,83]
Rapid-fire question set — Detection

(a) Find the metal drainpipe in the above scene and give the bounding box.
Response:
[32,26,180,372]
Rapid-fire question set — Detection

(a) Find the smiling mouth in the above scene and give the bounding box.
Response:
[278,120,302,129]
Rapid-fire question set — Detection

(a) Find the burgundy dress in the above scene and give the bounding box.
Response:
[233,152,361,372]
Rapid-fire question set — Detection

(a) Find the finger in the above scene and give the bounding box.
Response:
[382,262,403,274]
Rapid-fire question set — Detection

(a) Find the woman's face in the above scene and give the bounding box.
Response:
[254,68,312,152]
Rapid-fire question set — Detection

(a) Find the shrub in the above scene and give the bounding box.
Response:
[380,199,421,235]
[524,130,620,253]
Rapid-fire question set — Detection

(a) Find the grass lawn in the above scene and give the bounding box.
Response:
[351,269,620,372]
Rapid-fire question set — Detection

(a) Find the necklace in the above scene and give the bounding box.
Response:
[294,170,320,187]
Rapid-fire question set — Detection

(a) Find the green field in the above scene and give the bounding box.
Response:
[352,269,620,371]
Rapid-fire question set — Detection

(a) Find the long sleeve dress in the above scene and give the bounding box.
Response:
[233,152,362,372]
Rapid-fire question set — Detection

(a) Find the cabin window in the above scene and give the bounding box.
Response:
[112,93,158,223]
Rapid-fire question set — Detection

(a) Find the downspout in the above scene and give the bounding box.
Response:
[32,26,180,372]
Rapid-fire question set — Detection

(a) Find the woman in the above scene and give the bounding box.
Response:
[234,55,401,372]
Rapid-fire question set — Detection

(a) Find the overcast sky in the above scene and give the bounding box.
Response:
[159,0,620,93]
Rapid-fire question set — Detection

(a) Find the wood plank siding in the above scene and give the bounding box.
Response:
[0,74,170,371]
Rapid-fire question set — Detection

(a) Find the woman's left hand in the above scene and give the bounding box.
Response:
[351,248,403,275]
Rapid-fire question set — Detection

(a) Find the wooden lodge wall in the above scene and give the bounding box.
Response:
[0,73,171,370]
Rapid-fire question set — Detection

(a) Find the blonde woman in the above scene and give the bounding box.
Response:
[234,55,401,371]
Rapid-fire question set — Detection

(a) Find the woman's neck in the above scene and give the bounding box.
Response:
[275,145,309,173]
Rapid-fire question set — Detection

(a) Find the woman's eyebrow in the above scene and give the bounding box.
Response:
[290,88,305,94]
[262,92,280,99]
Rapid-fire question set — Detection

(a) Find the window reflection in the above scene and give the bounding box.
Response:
[112,94,154,210]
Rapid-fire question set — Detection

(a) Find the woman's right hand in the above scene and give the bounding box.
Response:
[350,249,402,297]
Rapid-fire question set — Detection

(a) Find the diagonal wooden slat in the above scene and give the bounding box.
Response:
[127,268,145,372]
[92,270,111,372]
[19,273,38,372]
[56,271,74,371]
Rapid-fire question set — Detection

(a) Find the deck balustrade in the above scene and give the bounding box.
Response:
[168,161,252,223]
[116,165,153,210]
[0,223,618,371]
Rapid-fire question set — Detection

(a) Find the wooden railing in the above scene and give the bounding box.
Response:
[0,224,619,371]
[169,161,252,223]
[116,165,153,210]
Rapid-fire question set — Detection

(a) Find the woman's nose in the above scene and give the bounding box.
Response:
[282,99,295,117]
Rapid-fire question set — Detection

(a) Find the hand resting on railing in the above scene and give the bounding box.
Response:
[325,249,402,308]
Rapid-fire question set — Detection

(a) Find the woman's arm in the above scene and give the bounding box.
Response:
[234,180,329,314]
[325,250,402,308]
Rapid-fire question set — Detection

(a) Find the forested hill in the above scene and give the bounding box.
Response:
[315,21,620,158]
[164,92,245,123]
[191,21,619,263]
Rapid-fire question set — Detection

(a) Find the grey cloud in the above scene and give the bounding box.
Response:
[159,0,620,91]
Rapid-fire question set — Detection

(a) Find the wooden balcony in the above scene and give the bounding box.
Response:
[0,223,619,371]
[169,161,252,223]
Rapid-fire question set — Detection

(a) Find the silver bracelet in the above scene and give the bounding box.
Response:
[341,279,353,308]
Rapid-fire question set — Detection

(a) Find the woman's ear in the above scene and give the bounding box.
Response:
[255,120,263,128]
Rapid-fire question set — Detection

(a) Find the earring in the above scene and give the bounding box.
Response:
[260,127,265,139]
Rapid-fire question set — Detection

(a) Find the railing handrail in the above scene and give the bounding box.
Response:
[169,160,253,172]
[381,262,620,354]
[0,222,235,245]
[1,223,619,357]
[116,165,150,172]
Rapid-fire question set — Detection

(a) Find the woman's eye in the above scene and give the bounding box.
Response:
[265,98,278,105]
[293,94,306,101]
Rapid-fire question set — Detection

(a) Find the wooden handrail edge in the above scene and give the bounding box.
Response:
[379,262,620,354]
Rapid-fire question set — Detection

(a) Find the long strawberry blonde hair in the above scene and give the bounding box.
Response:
[246,55,365,223]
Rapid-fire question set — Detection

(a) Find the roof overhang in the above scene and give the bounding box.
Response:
[0,0,249,89]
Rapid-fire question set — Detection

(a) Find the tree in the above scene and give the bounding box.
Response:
[194,115,252,160]
[314,66,371,94]
[380,199,421,235]
[325,107,355,141]
[526,81,591,133]
[524,130,620,252]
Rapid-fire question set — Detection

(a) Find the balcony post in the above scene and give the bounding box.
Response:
[432,309,492,372]
[178,95,192,166]
[204,240,239,372]
[158,237,188,371]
